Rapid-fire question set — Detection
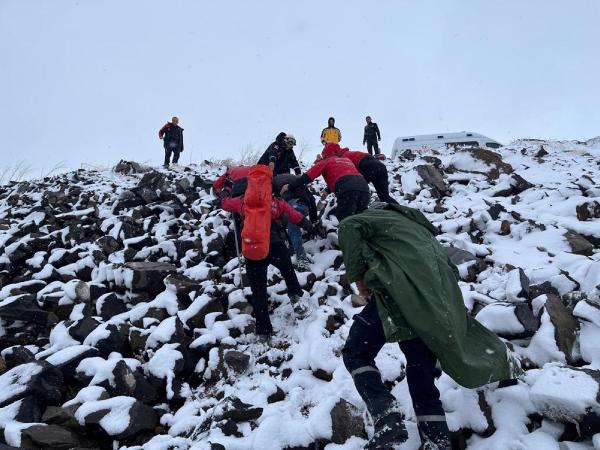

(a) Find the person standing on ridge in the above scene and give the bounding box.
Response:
[258,133,302,176]
[158,116,184,168]
[339,203,522,449]
[363,116,381,156]
[320,117,342,145]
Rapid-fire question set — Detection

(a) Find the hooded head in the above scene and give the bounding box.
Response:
[275,132,287,146]
[171,116,179,125]
[328,117,335,127]
[322,142,341,159]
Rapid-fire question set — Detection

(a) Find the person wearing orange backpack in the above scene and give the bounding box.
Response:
[218,183,316,342]
[280,143,370,222]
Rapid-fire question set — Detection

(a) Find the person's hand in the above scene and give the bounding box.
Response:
[280,184,289,196]
[269,162,275,171]
[356,279,373,301]
[315,154,323,162]
[378,138,381,142]
[320,191,328,200]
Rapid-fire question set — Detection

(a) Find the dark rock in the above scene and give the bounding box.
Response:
[69,317,102,342]
[124,261,177,295]
[81,399,158,439]
[514,303,539,337]
[416,164,448,197]
[21,424,79,449]
[93,324,127,356]
[45,345,99,383]
[545,295,579,364]
[2,346,35,369]
[325,310,346,333]
[329,399,367,444]
[564,231,594,256]
[535,146,549,158]
[42,404,80,429]
[96,293,127,320]
[506,268,530,302]
[487,203,506,220]
[0,361,63,408]
[476,391,496,437]
[218,419,242,438]
[312,369,333,382]
[576,201,600,222]
[223,350,250,374]
[219,397,263,423]
[499,220,511,236]
[529,282,560,299]
[130,186,159,204]
[0,294,49,325]
[13,396,42,422]
[267,386,286,404]
[137,171,167,191]
[96,236,121,255]
[164,273,201,301]
[183,296,225,330]
[110,361,157,404]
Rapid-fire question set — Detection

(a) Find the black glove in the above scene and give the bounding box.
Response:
[294,167,302,175]
[215,189,230,208]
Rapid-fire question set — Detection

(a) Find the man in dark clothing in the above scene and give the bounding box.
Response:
[334,145,398,205]
[273,174,318,271]
[321,117,342,145]
[219,194,315,340]
[158,116,184,167]
[281,143,370,222]
[363,116,381,156]
[258,133,302,176]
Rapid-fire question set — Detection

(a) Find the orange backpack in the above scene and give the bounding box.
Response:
[241,165,273,260]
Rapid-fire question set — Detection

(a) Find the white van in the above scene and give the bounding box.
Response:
[391,131,502,158]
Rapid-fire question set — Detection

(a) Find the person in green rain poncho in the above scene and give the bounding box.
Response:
[339,203,522,450]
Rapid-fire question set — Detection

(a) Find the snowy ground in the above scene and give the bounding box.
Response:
[0,138,599,449]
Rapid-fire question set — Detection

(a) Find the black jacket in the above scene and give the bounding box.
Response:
[363,122,381,143]
[258,135,301,176]
[273,174,318,223]
[162,124,184,151]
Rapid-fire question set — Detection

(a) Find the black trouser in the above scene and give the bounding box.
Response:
[359,158,398,205]
[245,241,302,335]
[366,139,380,155]
[335,190,370,222]
[164,147,180,165]
[342,301,450,444]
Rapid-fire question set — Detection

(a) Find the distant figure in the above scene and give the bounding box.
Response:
[158,116,184,167]
[258,132,301,176]
[363,116,381,155]
[320,117,342,145]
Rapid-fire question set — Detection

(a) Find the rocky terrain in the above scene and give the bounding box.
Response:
[0,138,599,449]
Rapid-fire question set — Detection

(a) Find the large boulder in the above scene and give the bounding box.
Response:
[124,261,177,295]
[0,361,63,408]
[20,424,79,449]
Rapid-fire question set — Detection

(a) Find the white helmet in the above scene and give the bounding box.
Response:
[285,134,297,146]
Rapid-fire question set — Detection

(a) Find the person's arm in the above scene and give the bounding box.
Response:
[180,128,184,150]
[158,123,169,139]
[337,128,342,143]
[307,190,318,223]
[320,128,326,145]
[375,123,381,141]
[289,151,301,175]
[338,215,374,283]
[363,126,367,145]
[213,174,226,191]
[220,196,243,214]
[277,199,316,235]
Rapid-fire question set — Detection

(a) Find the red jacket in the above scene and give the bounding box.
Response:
[339,149,369,168]
[305,157,361,192]
[213,166,250,191]
[220,196,304,225]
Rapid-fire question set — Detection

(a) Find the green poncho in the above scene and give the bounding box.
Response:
[339,204,521,389]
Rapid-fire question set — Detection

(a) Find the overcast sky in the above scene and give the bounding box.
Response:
[1,0,599,174]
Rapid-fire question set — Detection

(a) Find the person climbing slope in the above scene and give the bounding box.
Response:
[280,143,369,222]
[273,173,318,271]
[338,203,522,449]
[332,144,398,204]
[258,132,302,176]
[219,166,316,342]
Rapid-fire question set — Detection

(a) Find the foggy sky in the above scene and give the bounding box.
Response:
[1,0,599,174]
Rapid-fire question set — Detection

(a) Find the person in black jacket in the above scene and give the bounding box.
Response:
[158,117,184,167]
[258,133,301,176]
[273,174,318,271]
[363,116,381,156]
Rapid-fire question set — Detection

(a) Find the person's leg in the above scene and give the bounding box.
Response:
[172,149,180,164]
[286,200,307,259]
[372,140,381,155]
[342,302,397,421]
[269,241,302,297]
[334,191,356,222]
[356,190,370,214]
[370,164,398,204]
[164,148,172,166]
[399,338,451,448]
[245,258,272,335]
[366,141,374,155]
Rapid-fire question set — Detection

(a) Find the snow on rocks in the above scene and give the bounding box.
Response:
[0,140,598,448]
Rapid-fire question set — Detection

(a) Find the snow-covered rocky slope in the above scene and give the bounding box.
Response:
[0,138,599,449]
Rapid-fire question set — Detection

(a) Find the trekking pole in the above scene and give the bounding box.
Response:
[231,214,245,290]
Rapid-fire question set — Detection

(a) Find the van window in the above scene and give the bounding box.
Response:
[486,142,501,149]
[437,135,444,138]
[402,138,415,142]
[445,141,479,148]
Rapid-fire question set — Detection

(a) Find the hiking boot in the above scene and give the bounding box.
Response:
[365,412,408,450]
[256,334,272,345]
[418,419,451,450]
[296,255,312,272]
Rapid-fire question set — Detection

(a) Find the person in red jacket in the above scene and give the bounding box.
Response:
[281,143,370,222]
[334,145,398,205]
[219,194,316,342]
[158,117,184,167]
[213,165,251,196]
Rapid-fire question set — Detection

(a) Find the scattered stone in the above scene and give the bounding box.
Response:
[329,399,367,444]
[223,351,250,374]
[96,292,127,320]
[21,424,79,449]
[124,261,177,295]
[564,231,594,256]
[219,397,263,423]
[545,295,579,364]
